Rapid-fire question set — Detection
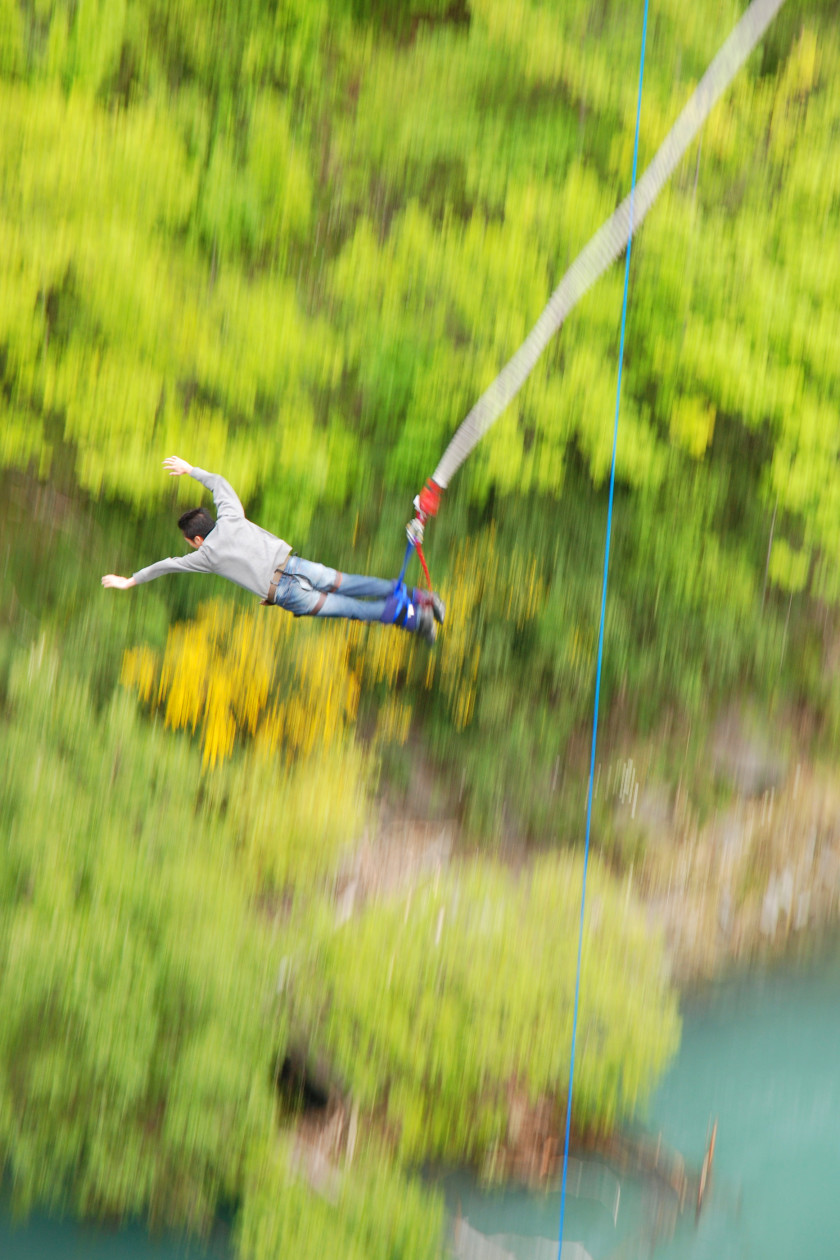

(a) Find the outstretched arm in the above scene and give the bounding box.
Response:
[164,454,245,520]
[163,455,191,477]
[102,457,233,591]
[103,549,210,590]
[101,458,183,589]
[102,458,206,590]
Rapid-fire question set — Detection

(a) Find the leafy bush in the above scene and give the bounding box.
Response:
[291,855,680,1165]
[0,640,282,1229]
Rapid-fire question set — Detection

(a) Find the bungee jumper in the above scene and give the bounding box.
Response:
[101,456,444,645]
[102,2,784,649]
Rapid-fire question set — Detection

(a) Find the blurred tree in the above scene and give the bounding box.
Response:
[0,640,280,1229]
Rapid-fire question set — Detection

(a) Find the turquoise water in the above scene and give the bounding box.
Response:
[449,945,840,1259]
[4,947,840,1257]
[0,1215,230,1259]
[648,949,840,1259]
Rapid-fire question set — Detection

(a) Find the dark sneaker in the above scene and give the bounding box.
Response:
[414,604,437,646]
[413,588,446,624]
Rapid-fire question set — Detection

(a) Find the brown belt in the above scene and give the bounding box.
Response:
[261,556,290,605]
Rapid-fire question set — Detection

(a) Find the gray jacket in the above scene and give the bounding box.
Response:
[132,467,292,600]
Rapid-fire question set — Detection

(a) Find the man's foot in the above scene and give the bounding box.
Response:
[413,588,446,624]
[414,604,437,646]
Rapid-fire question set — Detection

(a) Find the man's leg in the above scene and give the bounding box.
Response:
[289,556,395,601]
[274,559,436,641]
[286,556,445,623]
[274,563,386,621]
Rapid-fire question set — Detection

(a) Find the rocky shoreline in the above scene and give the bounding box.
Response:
[610,718,840,985]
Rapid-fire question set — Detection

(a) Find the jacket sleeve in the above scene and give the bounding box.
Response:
[189,467,245,521]
[132,551,213,585]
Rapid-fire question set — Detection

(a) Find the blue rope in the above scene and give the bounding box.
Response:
[556,5,650,1257]
[395,539,414,589]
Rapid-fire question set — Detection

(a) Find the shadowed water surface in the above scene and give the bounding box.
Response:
[0,1214,230,1260]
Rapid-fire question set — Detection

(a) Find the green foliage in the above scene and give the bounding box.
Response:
[237,1136,445,1260]
[247,91,313,251]
[195,93,312,265]
[0,638,281,1229]
[5,0,840,1246]
[61,0,128,94]
[292,856,679,1164]
[0,0,24,77]
[768,536,809,595]
[1,0,838,631]
[0,487,680,1260]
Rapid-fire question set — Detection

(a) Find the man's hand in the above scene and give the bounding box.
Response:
[101,575,136,590]
[163,456,192,477]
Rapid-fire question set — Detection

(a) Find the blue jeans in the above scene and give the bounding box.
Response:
[273,555,396,621]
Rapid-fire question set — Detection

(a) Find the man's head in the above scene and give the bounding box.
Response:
[178,507,215,548]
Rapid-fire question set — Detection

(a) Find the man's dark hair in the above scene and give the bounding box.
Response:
[178,507,215,540]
